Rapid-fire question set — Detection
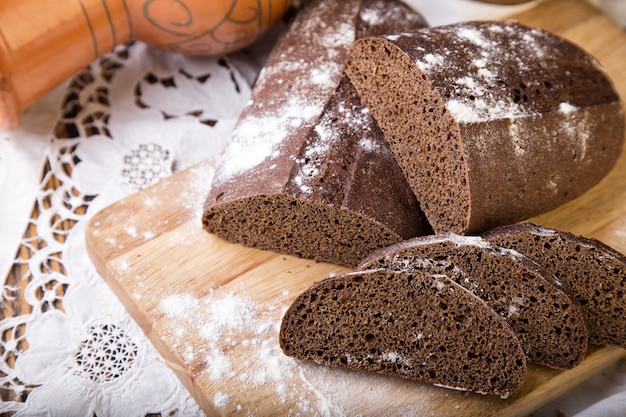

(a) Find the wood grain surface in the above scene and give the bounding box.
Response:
[86,0,626,415]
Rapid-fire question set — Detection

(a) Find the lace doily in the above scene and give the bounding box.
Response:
[0,40,253,416]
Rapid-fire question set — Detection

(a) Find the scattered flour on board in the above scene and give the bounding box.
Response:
[124,225,138,237]
[158,291,342,415]
[213,391,230,409]
[160,293,199,318]
[179,161,216,214]
[108,161,215,258]
[116,259,130,273]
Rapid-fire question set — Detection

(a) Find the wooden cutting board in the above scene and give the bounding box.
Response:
[86,0,626,415]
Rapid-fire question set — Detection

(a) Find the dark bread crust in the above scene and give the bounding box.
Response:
[483,221,626,348]
[345,20,625,235]
[279,268,527,398]
[358,234,588,369]
[203,0,431,267]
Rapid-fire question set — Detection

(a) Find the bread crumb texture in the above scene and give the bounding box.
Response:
[484,221,626,348]
[279,269,527,398]
[346,20,625,234]
[358,233,588,370]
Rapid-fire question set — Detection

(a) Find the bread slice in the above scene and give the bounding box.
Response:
[202,0,431,267]
[345,20,625,235]
[357,234,588,369]
[279,268,527,398]
[483,221,626,348]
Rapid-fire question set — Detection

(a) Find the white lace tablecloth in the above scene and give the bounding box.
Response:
[0,1,625,416]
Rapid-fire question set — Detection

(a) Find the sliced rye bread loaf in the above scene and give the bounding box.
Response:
[345,20,625,235]
[357,234,588,369]
[202,0,431,267]
[483,221,626,348]
[279,268,527,398]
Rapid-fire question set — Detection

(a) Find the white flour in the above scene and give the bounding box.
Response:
[212,0,357,186]
[408,22,562,124]
[159,290,343,415]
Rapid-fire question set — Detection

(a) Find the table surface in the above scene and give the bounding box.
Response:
[1,0,626,416]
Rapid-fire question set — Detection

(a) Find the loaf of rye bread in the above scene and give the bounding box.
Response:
[357,234,588,369]
[202,0,431,267]
[279,268,527,398]
[345,20,625,235]
[483,221,626,348]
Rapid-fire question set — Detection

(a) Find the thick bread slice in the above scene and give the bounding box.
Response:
[483,221,626,348]
[279,268,527,398]
[345,20,625,235]
[202,0,431,267]
[358,234,588,369]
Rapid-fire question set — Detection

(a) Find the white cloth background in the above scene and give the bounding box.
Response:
[0,0,624,416]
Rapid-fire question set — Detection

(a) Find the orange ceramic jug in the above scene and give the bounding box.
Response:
[0,0,291,130]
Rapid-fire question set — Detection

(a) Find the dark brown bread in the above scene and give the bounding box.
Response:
[345,20,625,235]
[483,221,626,348]
[279,268,527,398]
[202,0,431,267]
[358,234,588,369]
